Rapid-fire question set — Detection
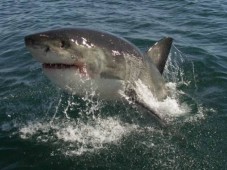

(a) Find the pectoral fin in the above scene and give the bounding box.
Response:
[135,99,167,127]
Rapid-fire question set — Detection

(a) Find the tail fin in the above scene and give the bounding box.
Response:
[146,37,173,74]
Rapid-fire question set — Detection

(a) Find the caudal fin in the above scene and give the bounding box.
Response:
[146,37,173,74]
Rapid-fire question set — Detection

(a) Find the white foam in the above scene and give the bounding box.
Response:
[19,116,139,156]
[20,122,50,139]
[183,105,216,123]
[134,80,189,120]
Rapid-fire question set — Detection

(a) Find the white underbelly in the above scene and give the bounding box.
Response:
[43,68,125,100]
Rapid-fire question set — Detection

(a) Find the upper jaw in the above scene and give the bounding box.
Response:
[25,35,80,65]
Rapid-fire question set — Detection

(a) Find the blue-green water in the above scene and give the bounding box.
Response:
[1,0,227,169]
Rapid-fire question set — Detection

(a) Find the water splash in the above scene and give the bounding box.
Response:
[125,45,207,123]
[134,80,189,121]
[15,89,134,156]
[19,116,139,156]
[164,45,210,122]
[164,45,188,85]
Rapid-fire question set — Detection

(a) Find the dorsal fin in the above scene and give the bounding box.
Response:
[147,37,173,74]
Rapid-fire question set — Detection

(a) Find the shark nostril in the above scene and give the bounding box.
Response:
[45,46,50,52]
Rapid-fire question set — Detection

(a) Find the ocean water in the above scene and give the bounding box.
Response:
[0,0,227,169]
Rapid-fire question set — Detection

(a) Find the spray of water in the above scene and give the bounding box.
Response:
[163,45,208,122]
[134,80,189,120]
[19,116,139,156]
[127,45,208,123]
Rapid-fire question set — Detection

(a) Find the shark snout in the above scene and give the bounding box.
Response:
[24,34,52,55]
[24,33,51,47]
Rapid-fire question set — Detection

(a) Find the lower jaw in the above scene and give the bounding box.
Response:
[42,68,125,100]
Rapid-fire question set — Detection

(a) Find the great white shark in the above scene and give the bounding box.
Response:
[24,28,173,122]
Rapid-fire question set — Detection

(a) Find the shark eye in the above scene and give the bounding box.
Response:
[60,40,70,49]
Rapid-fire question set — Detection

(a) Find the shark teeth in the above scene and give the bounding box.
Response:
[43,63,77,69]
[42,63,89,77]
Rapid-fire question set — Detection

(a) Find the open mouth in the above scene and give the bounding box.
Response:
[43,63,88,76]
[43,63,79,69]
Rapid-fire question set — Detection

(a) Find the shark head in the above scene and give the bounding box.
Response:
[25,29,108,77]
[24,28,141,98]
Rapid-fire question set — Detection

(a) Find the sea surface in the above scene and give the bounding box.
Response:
[0,0,227,169]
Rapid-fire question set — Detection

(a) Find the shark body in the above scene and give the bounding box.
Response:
[25,28,173,121]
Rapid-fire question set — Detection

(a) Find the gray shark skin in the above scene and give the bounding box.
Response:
[24,28,173,122]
